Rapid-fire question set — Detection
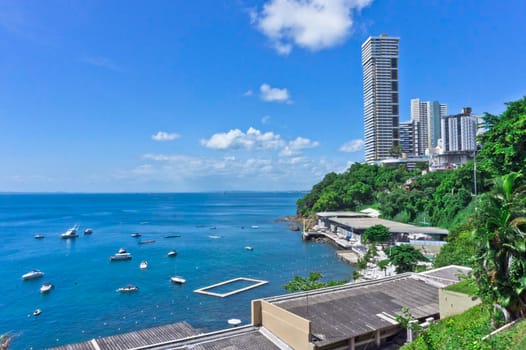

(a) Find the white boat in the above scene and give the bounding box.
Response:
[22,270,44,280]
[40,282,54,293]
[170,276,186,284]
[61,225,79,239]
[244,246,254,251]
[34,234,45,239]
[167,250,177,257]
[109,248,132,261]
[140,261,148,269]
[33,308,42,316]
[116,284,139,293]
[84,228,93,235]
[131,233,141,238]
[251,225,259,229]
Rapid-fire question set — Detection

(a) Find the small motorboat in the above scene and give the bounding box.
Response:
[61,225,79,239]
[131,233,142,238]
[140,261,148,269]
[244,246,254,251]
[109,248,132,261]
[251,225,259,229]
[167,250,177,257]
[170,276,186,284]
[33,308,42,316]
[22,270,45,280]
[40,282,54,293]
[84,228,93,235]
[117,284,139,293]
[138,239,155,245]
[164,235,181,238]
[228,318,242,327]
[34,234,45,239]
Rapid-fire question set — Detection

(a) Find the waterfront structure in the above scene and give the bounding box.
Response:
[362,34,400,162]
[441,107,478,152]
[411,99,448,155]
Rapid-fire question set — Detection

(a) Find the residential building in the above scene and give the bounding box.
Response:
[441,107,478,152]
[400,120,419,156]
[362,34,400,162]
[411,99,448,155]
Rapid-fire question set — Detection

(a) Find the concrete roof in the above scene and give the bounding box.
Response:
[316,211,369,218]
[328,216,448,235]
[265,266,467,347]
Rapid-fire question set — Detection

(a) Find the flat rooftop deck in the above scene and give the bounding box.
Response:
[328,216,448,235]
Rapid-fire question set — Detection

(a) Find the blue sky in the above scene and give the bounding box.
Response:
[1,0,525,192]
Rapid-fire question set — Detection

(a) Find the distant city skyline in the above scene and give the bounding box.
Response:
[0,1,525,192]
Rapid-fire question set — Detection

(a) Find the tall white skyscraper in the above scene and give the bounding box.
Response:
[362,34,400,162]
[411,98,448,154]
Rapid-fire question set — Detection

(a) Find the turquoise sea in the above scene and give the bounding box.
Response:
[0,193,354,349]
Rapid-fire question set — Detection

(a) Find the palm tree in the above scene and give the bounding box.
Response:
[473,172,526,319]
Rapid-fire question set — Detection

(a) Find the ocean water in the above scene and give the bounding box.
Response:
[0,193,354,349]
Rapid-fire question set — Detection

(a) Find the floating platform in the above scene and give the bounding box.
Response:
[194,277,268,298]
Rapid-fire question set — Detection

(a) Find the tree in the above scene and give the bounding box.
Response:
[283,272,347,292]
[472,172,526,319]
[362,224,391,244]
[389,145,404,157]
[477,97,526,177]
[388,245,428,273]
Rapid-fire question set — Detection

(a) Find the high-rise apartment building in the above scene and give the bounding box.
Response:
[399,120,419,156]
[362,34,400,162]
[411,99,448,154]
[441,107,478,152]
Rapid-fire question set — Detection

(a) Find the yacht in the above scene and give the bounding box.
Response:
[116,284,139,293]
[140,261,148,269]
[170,276,186,284]
[167,250,177,257]
[40,282,54,293]
[22,270,44,280]
[109,248,132,261]
[61,225,79,239]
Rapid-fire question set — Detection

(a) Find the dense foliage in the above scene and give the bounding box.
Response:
[434,223,476,268]
[362,224,391,244]
[282,272,347,292]
[387,245,428,273]
[400,304,526,350]
[472,173,526,319]
[478,97,526,177]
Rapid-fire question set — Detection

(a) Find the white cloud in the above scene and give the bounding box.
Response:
[280,136,319,156]
[243,89,253,96]
[200,127,285,150]
[151,131,181,142]
[339,139,364,152]
[261,115,271,124]
[253,0,372,55]
[260,83,291,103]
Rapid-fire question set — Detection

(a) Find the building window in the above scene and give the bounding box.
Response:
[392,105,399,115]
[393,117,399,127]
[393,130,400,139]
[391,70,398,79]
[391,81,398,91]
[392,93,398,104]
[391,58,398,68]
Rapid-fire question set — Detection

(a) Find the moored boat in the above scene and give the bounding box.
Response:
[84,228,93,235]
[131,233,141,238]
[170,276,186,284]
[244,246,254,251]
[109,248,132,261]
[167,250,177,257]
[34,234,45,239]
[40,282,54,293]
[61,225,79,239]
[116,284,139,293]
[22,270,44,280]
[138,239,155,245]
[140,261,148,269]
[33,308,42,316]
